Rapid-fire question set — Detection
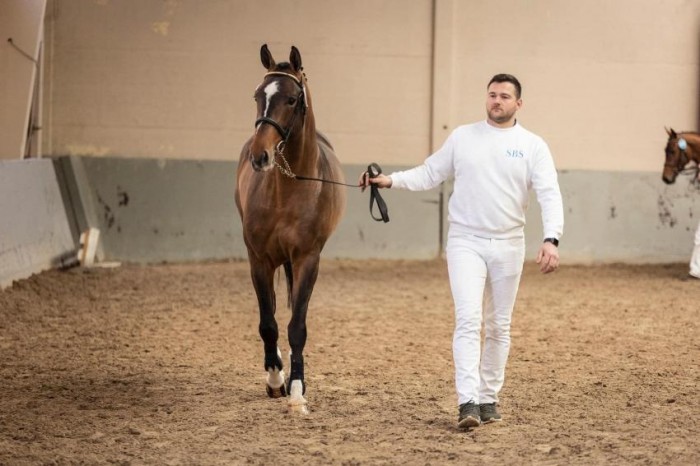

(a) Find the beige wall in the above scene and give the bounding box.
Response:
[447,0,700,171]
[42,0,700,172]
[0,0,46,159]
[43,0,433,165]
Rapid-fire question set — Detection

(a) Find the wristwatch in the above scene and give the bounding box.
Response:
[543,237,559,247]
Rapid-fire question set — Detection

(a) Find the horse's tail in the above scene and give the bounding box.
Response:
[283,261,293,309]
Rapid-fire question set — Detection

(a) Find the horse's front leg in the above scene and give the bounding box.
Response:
[249,258,286,398]
[287,254,321,414]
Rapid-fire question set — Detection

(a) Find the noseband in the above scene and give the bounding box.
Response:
[254,72,307,146]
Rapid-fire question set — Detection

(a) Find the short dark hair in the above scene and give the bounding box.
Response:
[488,74,522,99]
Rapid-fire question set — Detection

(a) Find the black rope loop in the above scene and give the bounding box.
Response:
[367,163,390,223]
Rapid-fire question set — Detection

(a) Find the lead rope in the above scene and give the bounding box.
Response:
[367,163,390,223]
[258,71,388,221]
[272,147,390,223]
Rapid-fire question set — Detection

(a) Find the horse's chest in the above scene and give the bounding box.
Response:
[242,197,323,254]
[245,222,317,263]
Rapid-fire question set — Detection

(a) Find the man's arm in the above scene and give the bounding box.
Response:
[531,141,564,273]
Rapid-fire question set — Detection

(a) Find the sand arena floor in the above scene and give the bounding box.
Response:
[0,259,698,465]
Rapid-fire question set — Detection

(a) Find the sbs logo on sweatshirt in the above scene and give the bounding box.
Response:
[506,149,525,158]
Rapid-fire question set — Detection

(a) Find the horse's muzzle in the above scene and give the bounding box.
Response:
[250,150,271,172]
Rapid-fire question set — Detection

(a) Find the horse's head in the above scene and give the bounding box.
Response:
[248,44,308,172]
[662,127,692,184]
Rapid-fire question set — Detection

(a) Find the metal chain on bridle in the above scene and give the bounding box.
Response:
[272,142,297,179]
[254,72,390,222]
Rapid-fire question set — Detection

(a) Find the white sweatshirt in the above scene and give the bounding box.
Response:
[390,120,564,240]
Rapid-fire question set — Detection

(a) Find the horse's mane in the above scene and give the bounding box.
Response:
[667,129,699,142]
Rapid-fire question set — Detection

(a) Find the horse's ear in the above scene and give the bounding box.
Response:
[290,46,303,72]
[260,44,275,70]
[669,128,678,139]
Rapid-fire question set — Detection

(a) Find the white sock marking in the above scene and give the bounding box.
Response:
[267,367,285,388]
[288,380,306,406]
[266,347,285,388]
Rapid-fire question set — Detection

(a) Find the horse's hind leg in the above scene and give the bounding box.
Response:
[249,259,286,398]
[287,254,320,414]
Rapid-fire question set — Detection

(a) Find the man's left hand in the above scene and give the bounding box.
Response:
[536,242,560,274]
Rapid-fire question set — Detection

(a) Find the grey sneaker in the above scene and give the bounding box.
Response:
[458,401,481,428]
[479,402,502,423]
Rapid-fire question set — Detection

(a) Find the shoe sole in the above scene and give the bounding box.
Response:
[481,417,502,424]
[458,416,481,429]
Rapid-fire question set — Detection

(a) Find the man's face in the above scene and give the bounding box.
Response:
[486,82,522,126]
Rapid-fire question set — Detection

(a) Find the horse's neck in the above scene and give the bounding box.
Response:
[286,113,320,174]
[684,133,700,163]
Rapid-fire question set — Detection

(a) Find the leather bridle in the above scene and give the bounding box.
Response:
[664,137,693,177]
[254,71,307,149]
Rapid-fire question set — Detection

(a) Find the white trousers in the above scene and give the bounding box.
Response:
[446,227,525,406]
[690,220,700,278]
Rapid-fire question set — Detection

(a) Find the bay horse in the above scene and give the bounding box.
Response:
[662,128,700,184]
[235,45,346,414]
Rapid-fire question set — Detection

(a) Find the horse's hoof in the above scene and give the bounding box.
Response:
[287,380,308,414]
[288,403,309,415]
[266,384,287,398]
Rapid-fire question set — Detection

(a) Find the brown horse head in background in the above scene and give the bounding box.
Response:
[235,44,346,414]
[663,128,700,184]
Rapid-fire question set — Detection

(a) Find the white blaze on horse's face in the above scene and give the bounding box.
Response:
[263,81,279,118]
[253,81,279,138]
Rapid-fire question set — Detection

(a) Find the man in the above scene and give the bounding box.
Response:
[691,220,700,279]
[360,74,564,428]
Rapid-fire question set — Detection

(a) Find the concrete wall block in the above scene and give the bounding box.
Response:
[66,157,441,263]
[2,158,696,286]
[58,157,699,265]
[523,170,699,263]
[76,157,242,263]
[0,159,75,288]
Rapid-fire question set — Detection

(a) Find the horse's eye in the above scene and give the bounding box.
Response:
[288,97,297,106]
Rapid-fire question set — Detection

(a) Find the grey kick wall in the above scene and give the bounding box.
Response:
[0,159,74,288]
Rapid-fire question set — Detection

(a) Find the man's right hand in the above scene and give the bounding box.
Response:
[358,172,393,192]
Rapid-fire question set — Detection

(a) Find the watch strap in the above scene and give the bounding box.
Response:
[543,237,559,247]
